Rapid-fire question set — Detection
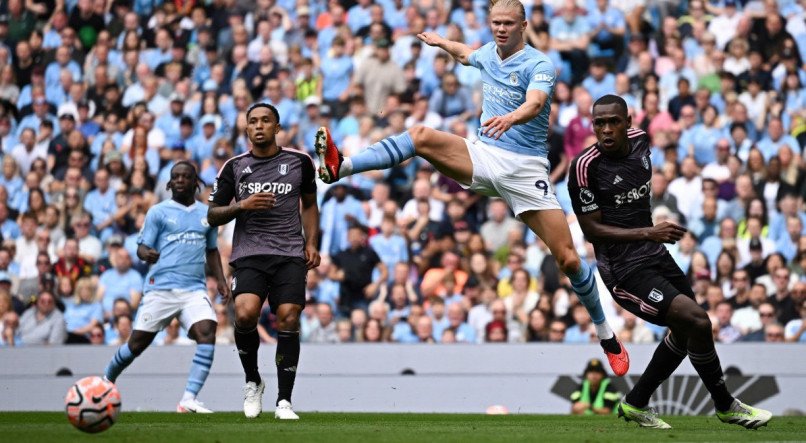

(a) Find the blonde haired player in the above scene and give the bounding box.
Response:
[316,0,630,374]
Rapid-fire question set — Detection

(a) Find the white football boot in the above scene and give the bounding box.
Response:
[243,380,265,418]
[275,399,299,420]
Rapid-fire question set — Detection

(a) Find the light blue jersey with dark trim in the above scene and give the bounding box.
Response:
[138,200,217,293]
[468,42,555,157]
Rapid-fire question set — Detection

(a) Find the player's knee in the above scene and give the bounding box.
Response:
[234,314,257,330]
[278,312,300,331]
[689,310,712,335]
[128,340,148,356]
[558,254,581,276]
[194,325,217,344]
[408,125,429,150]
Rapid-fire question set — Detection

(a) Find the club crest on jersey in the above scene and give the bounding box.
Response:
[279,164,288,175]
[509,72,519,86]
[579,188,595,204]
[201,217,209,227]
[648,288,664,303]
[642,156,649,170]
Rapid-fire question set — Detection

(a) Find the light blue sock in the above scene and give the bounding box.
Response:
[349,131,416,174]
[105,343,135,383]
[185,344,215,397]
[568,261,606,325]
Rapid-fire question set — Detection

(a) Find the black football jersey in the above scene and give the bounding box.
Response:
[568,128,668,287]
[209,148,316,263]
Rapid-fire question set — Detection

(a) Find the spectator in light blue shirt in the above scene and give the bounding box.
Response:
[0,201,20,241]
[155,94,186,149]
[428,73,475,125]
[97,248,144,318]
[369,217,409,283]
[444,303,476,344]
[581,59,616,101]
[83,169,117,242]
[775,216,803,262]
[549,4,591,84]
[318,4,347,57]
[756,117,801,162]
[565,304,595,343]
[189,116,220,167]
[347,0,374,32]
[320,37,353,113]
[63,277,104,343]
[320,184,368,257]
[586,0,626,57]
[44,47,82,92]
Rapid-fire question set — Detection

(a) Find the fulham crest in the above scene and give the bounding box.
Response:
[279,164,288,175]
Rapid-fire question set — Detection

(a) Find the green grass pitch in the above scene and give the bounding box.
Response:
[2,412,804,442]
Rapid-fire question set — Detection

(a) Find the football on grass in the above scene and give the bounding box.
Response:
[65,376,121,433]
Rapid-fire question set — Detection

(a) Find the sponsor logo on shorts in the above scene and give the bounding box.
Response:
[141,313,152,324]
[648,288,664,303]
[231,277,237,291]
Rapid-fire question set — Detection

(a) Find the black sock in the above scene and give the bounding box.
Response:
[276,330,300,405]
[600,336,621,354]
[626,333,687,408]
[234,324,261,384]
[688,349,735,412]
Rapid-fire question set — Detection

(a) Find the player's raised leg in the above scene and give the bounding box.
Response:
[104,330,157,382]
[233,293,265,418]
[176,318,217,413]
[273,303,303,420]
[315,125,473,185]
[666,296,772,429]
[520,209,629,376]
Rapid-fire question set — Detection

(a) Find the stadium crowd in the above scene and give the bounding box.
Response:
[0,0,804,348]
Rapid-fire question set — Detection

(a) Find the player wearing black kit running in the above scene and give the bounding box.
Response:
[208,103,320,420]
[568,95,771,430]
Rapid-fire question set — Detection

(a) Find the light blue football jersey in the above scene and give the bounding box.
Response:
[138,200,218,293]
[468,42,555,157]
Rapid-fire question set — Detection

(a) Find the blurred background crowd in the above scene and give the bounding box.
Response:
[0,0,804,348]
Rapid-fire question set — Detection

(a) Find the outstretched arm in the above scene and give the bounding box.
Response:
[417,32,474,66]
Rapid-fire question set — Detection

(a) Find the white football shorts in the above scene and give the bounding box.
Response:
[133,289,216,333]
[461,138,561,216]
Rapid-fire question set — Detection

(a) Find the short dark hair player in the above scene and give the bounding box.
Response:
[208,103,321,419]
[568,95,772,430]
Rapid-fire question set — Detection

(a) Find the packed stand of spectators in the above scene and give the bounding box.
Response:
[0,0,804,347]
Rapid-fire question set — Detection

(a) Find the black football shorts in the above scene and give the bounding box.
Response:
[610,255,695,326]
[231,255,307,313]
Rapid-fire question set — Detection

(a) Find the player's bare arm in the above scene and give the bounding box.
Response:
[482,89,548,140]
[577,210,687,244]
[206,248,231,303]
[137,244,160,263]
[300,191,321,270]
[207,192,277,227]
[417,32,473,65]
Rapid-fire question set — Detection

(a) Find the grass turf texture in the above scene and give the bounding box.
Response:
[2,412,804,442]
